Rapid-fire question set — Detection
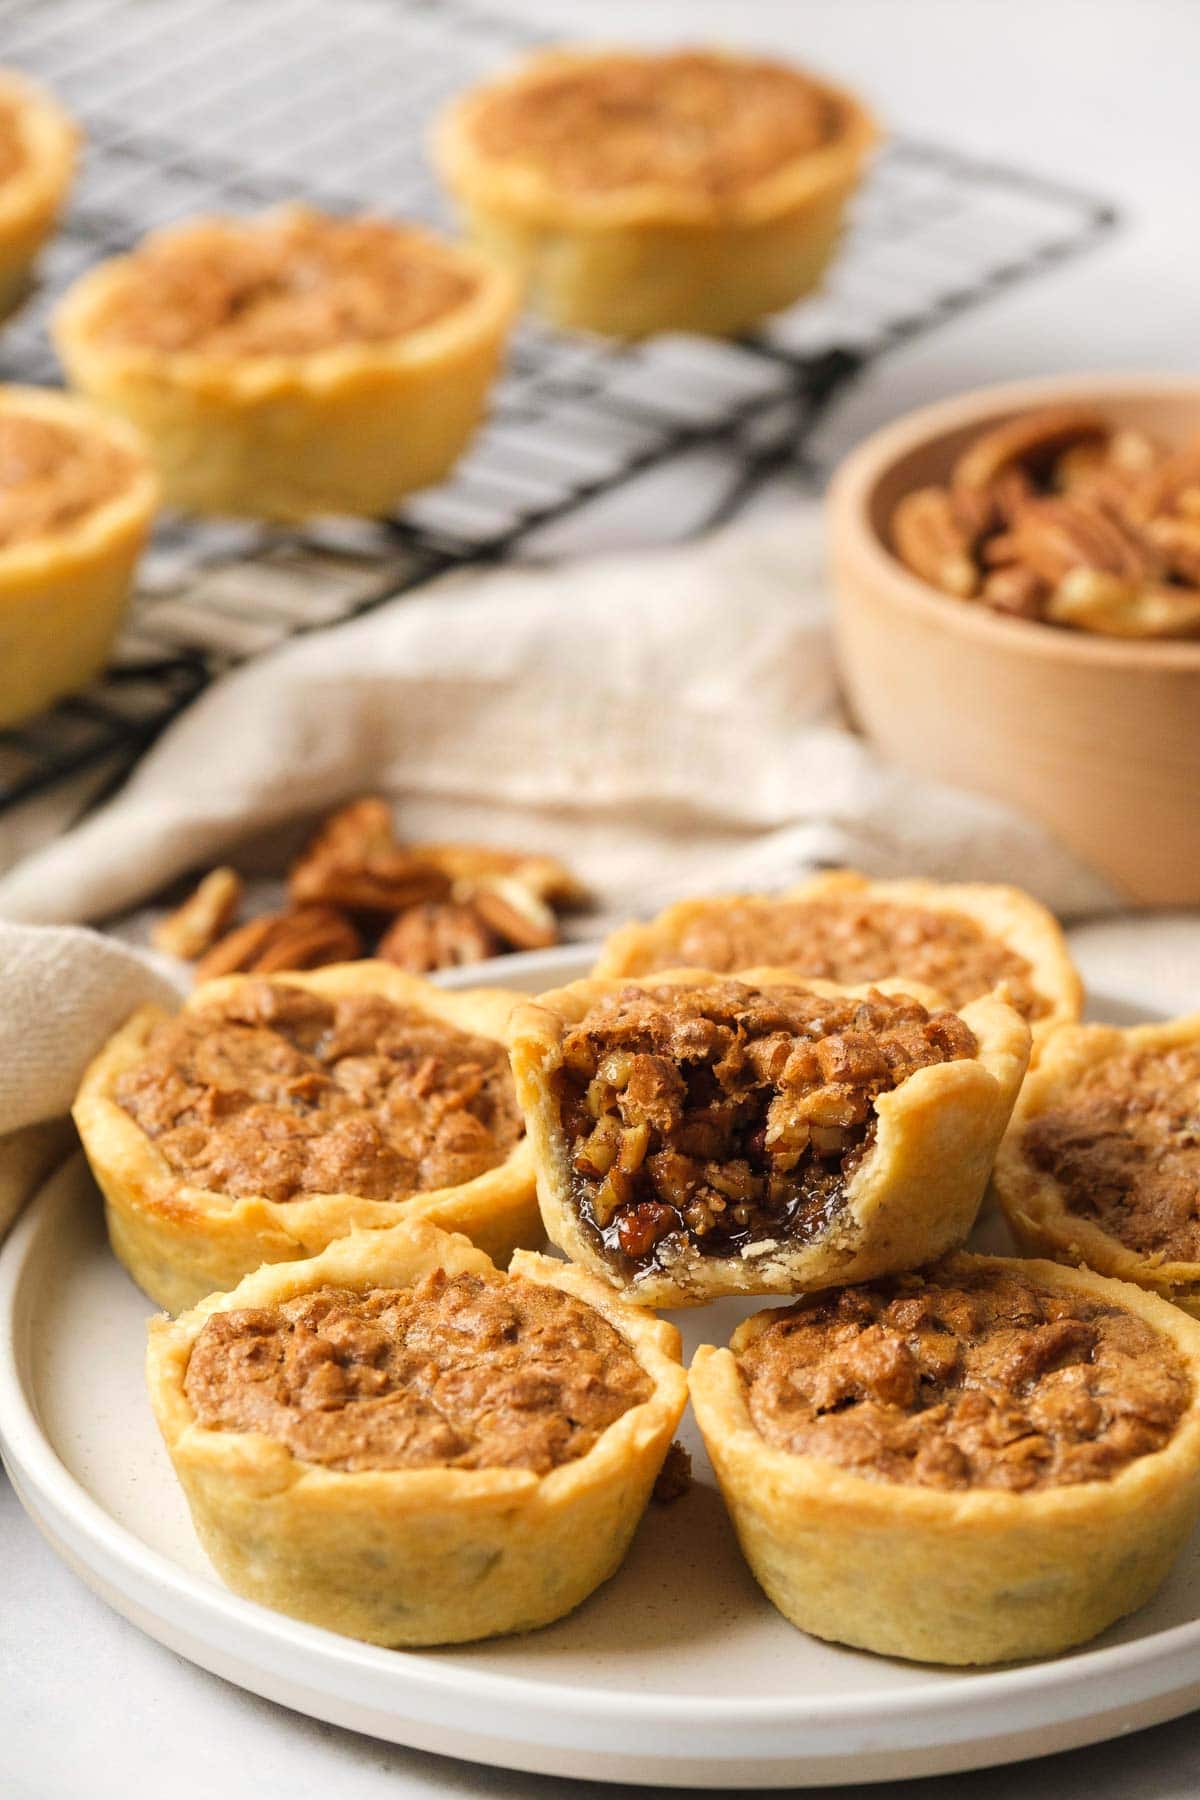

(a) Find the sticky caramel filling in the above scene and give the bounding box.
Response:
[184,1268,650,1474]
[551,981,976,1273]
[469,51,841,200]
[740,1264,1189,1491]
[0,411,137,546]
[115,980,522,1203]
[89,208,477,356]
[628,896,1049,1022]
[1025,1042,1200,1261]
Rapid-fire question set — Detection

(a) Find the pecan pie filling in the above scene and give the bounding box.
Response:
[0,412,137,546]
[115,981,522,1202]
[91,209,477,357]
[739,1265,1190,1491]
[552,981,976,1273]
[184,1268,650,1473]
[1025,1044,1200,1261]
[470,52,841,200]
[634,897,1048,1022]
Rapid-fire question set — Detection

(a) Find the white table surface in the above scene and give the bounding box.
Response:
[6,0,1200,1795]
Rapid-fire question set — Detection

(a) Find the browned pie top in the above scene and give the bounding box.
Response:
[467,51,843,201]
[88,208,478,356]
[553,979,976,1272]
[0,96,25,186]
[739,1263,1189,1491]
[0,411,138,547]
[1024,1041,1200,1262]
[115,980,523,1203]
[184,1267,650,1473]
[623,895,1049,1023]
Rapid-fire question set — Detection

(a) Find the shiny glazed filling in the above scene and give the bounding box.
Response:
[184,1268,650,1473]
[623,895,1049,1022]
[552,980,976,1274]
[115,980,522,1202]
[0,411,137,546]
[89,207,477,356]
[469,51,841,200]
[739,1263,1189,1491]
[1025,1041,1200,1261]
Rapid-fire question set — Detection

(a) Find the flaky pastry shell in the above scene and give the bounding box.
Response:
[0,386,157,728]
[146,1219,687,1646]
[508,967,1029,1307]
[690,1253,1200,1665]
[595,869,1082,1049]
[53,210,517,520]
[433,47,876,339]
[73,962,540,1314]
[0,70,77,315]
[994,1013,1200,1318]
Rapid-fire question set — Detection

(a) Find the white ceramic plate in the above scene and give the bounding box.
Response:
[3,943,1200,1789]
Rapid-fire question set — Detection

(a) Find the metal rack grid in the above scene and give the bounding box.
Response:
[0,0,1118,814]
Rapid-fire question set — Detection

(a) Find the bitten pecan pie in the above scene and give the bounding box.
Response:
[434,46,876,338]
[995,1013,1200,1316]
[509,968,1029,1305]
[73,965,539,1313]
[690,1253,1200,1664]
[147,1220,687,1646]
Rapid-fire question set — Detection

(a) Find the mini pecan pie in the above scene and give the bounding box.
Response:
[595,871,1081,1047]
[994,1014,1200,1315]
[508,968,1029,1306]
[0,385,157,728]
[73,964,538,1313]
[0,69,76,316]
[434,47,876,338]
[53,204,516,519]
[146,1219,687,1645]
[690,1253,1200,1663]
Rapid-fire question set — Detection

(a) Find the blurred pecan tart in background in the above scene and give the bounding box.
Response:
[891,404,1200,637]
[147,1219,687,1645]
[53,205,516,519]
[509,968,1029,1307]
[595,870,1081,1047]
[0,69,76,315]
[690,1253,1200,1664]
[994,1013,1200,1317]
[434,46,876,338]
[73,964,538,1313]
[0,384,156,728]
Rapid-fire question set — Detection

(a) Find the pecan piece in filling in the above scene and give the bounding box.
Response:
[551,981,977,1274]
[1024,1043,1200,1261]
[739,1263,1190,1491]
[184,1268,650,1474]
[115,980,522,1202]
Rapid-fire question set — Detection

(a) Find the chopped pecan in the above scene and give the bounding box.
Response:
[377,901,499,973]
[1046,570,1200,638]
[152,867,243,960]
[950,405,1106,493]
[196,906,361,980]
[891,486,979,597]
[467,875,559,950]
[289,798,449,914]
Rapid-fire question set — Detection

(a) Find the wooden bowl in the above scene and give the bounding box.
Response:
[828,374,1200,906]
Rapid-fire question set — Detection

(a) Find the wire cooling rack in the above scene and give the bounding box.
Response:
[0,0,1118,815]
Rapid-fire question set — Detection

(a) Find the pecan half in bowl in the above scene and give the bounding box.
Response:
[828,374,1200,905]
[73,962,539,1313]
[508,967,1029,1307]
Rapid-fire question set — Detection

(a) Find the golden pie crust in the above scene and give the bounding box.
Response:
[508,967,1029,1307]
[146,1218,687,1646]
[0,386,157,728]
[434,47,876,338]
[595,870,1082,1048]
[53,205,517,519]
[0,70,77,316]
[73,962,540,1313]
[994,1013,1200,1317]
[690,1253,1200,1664]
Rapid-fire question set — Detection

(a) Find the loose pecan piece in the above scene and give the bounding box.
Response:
[467,875,559,951]
[412,842,588,907]
[951,405,1106,494]
[891,487,979,597]
[377,901,499,973]
[1046,570,1200,638]
[289,798,449,914]
[196,906,362,980]
[152,867,243,960]
[1004,494,1159,586]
